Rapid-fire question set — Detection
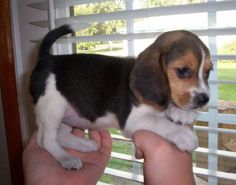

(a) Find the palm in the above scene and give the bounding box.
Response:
[23,129,112,185]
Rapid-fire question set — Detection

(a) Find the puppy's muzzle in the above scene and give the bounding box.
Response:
[194,93,209,107]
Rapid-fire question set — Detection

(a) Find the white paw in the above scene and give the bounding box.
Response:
[168,127,198,152]
[166,104,197,125]
[79,139,98,152]
[60,156,83,170]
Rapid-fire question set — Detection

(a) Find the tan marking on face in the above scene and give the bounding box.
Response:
[166,50,199,108]
[203,57,213,79]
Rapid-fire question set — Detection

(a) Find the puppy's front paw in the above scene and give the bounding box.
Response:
[79,139,98,152]
[168,127,198,152]
[60,156,83,170]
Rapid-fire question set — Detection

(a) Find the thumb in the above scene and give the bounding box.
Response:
[135,146,144,159]
[132,130,150,159]
[133,130,168,159]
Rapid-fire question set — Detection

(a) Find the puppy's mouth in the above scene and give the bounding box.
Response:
[186,101,209,110]
[186,104,201,110]
[170,101,196,111]
[173,101,207,111]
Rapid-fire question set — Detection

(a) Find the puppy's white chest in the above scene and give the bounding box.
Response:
[166,104,197,125]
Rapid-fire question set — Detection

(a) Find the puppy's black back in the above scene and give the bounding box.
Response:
[30,25,135,128]
[54,54,135,126]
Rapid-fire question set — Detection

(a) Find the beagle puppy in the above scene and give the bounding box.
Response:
[30,25,212,170]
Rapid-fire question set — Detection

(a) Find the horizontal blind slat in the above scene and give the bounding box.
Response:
[209,80,236,85]
[111,149,236,161]
[195,147,236,158]
[196,112,236,125]
[29,1,236,28]
[212,55,236,61]
[30,27,236,43]
[111,152,143,163]
[28,0,104,10]
[104,167,236,182]
[194,125,236,134]
[111,134,131,141]
[96,182,110,185]
[193,167,236,181]
[43,27,236,44]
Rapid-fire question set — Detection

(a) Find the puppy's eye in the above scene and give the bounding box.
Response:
[176,67,191,78]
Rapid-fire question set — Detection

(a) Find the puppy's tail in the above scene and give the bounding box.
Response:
[38,24,73,57]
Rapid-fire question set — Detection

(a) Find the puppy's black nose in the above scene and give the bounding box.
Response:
[194,93,209,107]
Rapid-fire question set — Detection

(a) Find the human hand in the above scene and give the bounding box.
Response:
[133,130,196,185]
[23,129,112,185]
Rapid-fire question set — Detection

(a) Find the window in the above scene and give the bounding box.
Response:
[29,0,236,184]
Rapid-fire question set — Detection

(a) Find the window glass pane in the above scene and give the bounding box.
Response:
[76,40,128,57]
[217,36,236,55]
[217,10,236,27]
[218,84,236,103]
[217,37,236,104]
[74,1,125,16]
[144,0,204,8]
[133,13,208,32]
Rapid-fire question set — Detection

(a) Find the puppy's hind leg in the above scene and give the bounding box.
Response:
[57,124,98,152]
[35,74,82,170]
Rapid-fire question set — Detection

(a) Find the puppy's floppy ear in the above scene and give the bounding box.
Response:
[130,45,170,109]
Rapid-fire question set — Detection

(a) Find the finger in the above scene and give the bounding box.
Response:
[132,131,146,159]
[72,128,85,138]
[135,147,144,159]
[133,130,167,155]
[98,130,112,156]
[89,130,101,148]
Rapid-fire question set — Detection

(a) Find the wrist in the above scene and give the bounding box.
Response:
[144,163,195,185]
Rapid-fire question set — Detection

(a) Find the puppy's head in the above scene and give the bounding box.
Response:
[130,30,213,110]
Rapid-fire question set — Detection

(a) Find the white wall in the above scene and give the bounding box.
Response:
[11,0,48,142]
